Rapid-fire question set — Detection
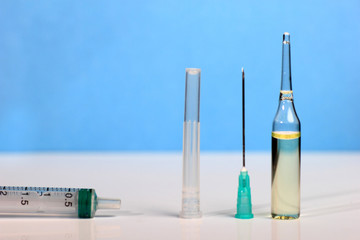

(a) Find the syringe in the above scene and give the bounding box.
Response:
[0,186,121,218]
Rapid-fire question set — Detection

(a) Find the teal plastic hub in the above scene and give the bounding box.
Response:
[235,169,254,219]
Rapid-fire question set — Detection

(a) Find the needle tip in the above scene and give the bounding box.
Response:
[242,67,244,73]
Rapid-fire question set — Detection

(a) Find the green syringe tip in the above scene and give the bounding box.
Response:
[235,168,254,219]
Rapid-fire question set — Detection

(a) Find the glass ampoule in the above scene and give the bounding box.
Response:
[271,33,301,220]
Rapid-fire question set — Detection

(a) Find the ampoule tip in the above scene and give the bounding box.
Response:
[283,32,290,43]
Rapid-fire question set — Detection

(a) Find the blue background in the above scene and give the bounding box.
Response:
[0,0,359,151]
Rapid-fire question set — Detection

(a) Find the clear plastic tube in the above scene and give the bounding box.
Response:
[180,68,201,218]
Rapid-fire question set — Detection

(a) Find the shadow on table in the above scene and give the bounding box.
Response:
[302,201,360,218]
[205,188,360,219]
[96,209,143,217]
[141,209,179,218]
[0,210,143,218]
[301,188,360,218]
[204,203,268,218]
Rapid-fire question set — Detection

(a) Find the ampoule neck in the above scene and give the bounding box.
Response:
[273,32,300,132]
[279,32,294,101]
[280,32,292,92]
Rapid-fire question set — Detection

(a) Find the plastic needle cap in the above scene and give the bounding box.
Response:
[180,68,201,219]
[235,168,254,219]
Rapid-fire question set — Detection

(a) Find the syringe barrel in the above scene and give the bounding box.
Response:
[0,186,120,218]
[180,68,201,218]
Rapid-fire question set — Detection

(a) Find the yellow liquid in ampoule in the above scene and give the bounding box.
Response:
[271,131,300,220]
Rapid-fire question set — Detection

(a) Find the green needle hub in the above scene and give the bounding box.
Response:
[235,168,253,219]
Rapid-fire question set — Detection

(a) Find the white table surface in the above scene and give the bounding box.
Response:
[0,152,359,240]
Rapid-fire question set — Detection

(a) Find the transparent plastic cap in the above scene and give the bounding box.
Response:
[180,68,202,219]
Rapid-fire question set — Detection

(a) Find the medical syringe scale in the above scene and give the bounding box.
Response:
[0,186,121,218]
